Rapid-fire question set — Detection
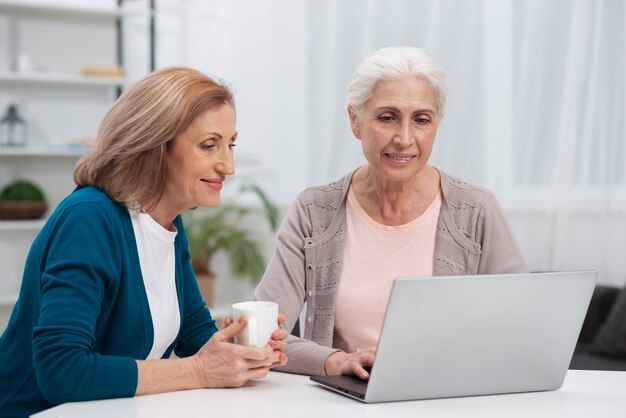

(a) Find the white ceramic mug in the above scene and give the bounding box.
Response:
[231,301,279,347]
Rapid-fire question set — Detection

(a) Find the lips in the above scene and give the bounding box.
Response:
[384,153,415,162]
[202,179,224,191]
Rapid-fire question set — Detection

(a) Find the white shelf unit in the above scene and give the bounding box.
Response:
[0,154,83,311]
[0,219,46,231]
[0,145,89,157]
[0,1,124,327]
[0,1,122,18]
[0,71,125,86]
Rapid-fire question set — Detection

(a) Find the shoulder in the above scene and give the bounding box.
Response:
[280,172,352,237]
[49,186,126,228]
[439,171,498,207]
[294,172,352,211]
[60,186,118,209]
[33,187,128,270]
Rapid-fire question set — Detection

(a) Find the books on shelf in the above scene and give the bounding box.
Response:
[81,65,124,79]
[0,70,125,86]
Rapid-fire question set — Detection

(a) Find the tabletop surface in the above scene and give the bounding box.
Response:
[33,369,626,418]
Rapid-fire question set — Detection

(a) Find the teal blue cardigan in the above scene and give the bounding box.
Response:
[0,186,217,418]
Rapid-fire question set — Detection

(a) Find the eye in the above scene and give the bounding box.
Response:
[378,114,395,123]
[200,143,215,150]
[415,117,431,125]
[229,143,237,150]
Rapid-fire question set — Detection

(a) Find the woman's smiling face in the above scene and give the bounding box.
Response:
[349,76,440,184]
[163,104,237,214]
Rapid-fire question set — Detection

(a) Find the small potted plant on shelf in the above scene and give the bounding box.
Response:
[183,174,279,308]
[0,179,47,220]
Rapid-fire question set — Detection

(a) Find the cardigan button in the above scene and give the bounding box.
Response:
[307,264,312,271]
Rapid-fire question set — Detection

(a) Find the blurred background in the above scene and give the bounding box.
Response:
[0,0,624,329]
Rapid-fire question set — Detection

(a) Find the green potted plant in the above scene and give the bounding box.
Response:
[183,175,279,308]
[0,179,47,220]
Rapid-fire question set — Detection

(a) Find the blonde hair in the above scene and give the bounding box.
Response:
[74,67,234,211]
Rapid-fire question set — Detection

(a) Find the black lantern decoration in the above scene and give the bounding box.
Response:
[0,104,27,147]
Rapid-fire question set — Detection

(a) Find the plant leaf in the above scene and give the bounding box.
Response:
[239,183,280,230]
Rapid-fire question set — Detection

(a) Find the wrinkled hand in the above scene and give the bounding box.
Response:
[223,313,289,369]
[192,316,281,388]
[324,347,376,380]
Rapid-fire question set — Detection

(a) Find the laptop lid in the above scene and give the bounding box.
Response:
[311,270,598,403]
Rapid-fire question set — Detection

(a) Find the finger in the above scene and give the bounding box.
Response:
[269,338,288,353]
[244,365,271,381]
[277,313,286,324]
[352,363,370,380]
[216,315,246,342]
[248,359,273,369]
[248,352,280,369]
[236,344,274,361]
[271,326,289,341]
[269,353,288,368]
[223,316,234,328]
[279,353,288,366]
[358,352,376,369]
[354,348,376,364]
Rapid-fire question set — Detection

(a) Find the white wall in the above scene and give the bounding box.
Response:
[1,0,624,322]
[125,0,312,207]
[122,0,626,293]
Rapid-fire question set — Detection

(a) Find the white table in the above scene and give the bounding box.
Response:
[33,369,626,418]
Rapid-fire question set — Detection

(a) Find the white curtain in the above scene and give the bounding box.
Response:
[507,0,626,285]
[303,0,626,286]
[154,0,625,287]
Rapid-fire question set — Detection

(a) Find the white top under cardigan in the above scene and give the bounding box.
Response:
[130,209,180,359]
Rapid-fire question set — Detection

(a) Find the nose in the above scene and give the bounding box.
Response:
[215,148,235,176]
[392,119,414,148]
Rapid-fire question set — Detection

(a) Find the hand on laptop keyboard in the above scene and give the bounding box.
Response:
[324,346,377,380]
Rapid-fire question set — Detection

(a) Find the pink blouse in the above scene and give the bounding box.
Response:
[333,186,442,353]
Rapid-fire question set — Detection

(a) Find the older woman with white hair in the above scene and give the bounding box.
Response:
[255,46,528,379]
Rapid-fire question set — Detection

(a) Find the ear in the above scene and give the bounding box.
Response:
[347,105,362,140]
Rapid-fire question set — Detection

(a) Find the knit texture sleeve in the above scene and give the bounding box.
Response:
[32,202,138,404]
[476,194,529,274]
[255,194,340,375]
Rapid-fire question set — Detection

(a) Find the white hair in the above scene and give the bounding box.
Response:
[347,46,448,120]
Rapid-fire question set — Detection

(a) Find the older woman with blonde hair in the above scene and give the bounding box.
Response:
[256,46,527,379]
[0,67,288,418]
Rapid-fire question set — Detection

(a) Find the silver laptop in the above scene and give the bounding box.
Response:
[310,270,598,403]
